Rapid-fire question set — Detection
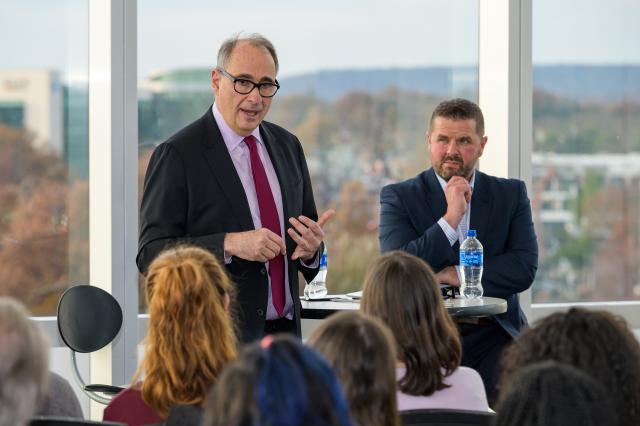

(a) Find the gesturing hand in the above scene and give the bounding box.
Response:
[287,209,335,261]
[224,228,286,263]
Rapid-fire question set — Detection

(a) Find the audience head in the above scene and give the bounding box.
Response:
[138,245,237,416]
[494,361,617,426]
[308,311,399,426]
[204,334,353,426]
[0,297,49,426]
[500,307,640,425]
[361,251,461,396]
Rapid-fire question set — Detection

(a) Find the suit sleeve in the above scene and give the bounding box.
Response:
[136,143,226,273]
[482,181,538,298]
[294,138,321,284]
[379,185,456,272]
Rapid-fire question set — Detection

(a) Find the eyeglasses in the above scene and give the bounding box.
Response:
[218,68,280,98]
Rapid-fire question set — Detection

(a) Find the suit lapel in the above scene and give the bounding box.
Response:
[423,168,448,222]
[470,170,492,241]
[201,109,255,230]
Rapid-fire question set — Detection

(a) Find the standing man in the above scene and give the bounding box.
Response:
[379,98,538,401]
[137,34,332,343]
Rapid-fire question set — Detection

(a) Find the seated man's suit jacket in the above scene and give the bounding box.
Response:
[137,107,320,343]
[379,167,538,338]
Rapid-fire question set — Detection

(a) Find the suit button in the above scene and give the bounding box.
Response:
[260,268,267,275]
[256,308,264,316]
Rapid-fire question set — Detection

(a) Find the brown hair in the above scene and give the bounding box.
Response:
[135,245,237,417]
[429,98,485,136]
[361,251,461,396]
[500,308,640,426]
[308,311,400,426]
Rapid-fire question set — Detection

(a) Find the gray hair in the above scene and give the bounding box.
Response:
[216,33,279,75]
[0,298,49,426]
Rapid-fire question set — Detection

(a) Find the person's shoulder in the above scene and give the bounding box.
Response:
[382,170,429,194]
[38,371,83,418]
[104,387,147,416]
[163,109,211,149]
[105,386,142,409]
[104,386,162,424]
[477,171,526,199]
[261,120,296,139]
[478,170,521,185]
[478,171,523,188]
[450,366,485,386]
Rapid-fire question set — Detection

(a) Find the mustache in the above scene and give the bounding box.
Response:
[442,154,463,163]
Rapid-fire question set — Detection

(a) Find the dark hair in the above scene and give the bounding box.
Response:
[494,361,618,426]
[308,311,400,426]
[500,308,640,426]
[204,335,353,426]
[429,98,485,136]
[217,33,279,74]
[361,251,461,396]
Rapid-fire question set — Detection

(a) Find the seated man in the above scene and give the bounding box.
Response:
[379,98,538,401]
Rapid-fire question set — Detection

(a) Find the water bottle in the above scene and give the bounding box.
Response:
[460,229,484,299]
[304,244,328,299]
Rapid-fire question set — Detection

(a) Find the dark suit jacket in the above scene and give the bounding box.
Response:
[379,168,538,338]
[137,107,320,343]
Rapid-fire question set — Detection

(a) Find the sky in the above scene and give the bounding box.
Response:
[1,0,639,83]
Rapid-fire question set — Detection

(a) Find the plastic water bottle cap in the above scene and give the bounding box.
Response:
[467,229,477,237]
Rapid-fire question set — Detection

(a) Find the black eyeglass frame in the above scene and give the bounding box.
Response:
[218,68,280,98]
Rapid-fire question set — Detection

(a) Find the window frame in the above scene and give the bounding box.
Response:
[35,0,640,419]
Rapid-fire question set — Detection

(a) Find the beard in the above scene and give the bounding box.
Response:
[435,154,475,181]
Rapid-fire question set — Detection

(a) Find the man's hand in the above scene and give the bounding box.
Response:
[224,229,286,263]
[436,266,460,287]
[443,176,472,229]
[288,209,335,261]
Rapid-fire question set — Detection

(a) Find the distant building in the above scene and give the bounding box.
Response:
[0,69,63,153]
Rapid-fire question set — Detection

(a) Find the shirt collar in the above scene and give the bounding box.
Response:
[435,169,476,192]
[212,103,263,152]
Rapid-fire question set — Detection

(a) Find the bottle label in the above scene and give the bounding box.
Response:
[319,253,327,268]
[460,251,483,266]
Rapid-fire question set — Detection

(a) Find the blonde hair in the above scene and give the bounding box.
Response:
[0,297,49,426]
[136,246,237,416]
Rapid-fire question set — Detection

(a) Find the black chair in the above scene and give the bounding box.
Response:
[30,417,126,426]
[401,409,495,426]
[146,405,204,426]
[57,285,125,404]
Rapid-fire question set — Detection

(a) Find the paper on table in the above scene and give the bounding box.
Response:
[345,290,363,299]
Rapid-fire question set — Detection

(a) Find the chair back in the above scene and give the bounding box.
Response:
[57,285,123,353]
[166,405,203,426]
[400,409,495,426]
[30,417,126,426]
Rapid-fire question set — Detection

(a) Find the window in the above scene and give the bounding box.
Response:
[137,0,479,305]
[532,0,640,303]
[0,1,89,315]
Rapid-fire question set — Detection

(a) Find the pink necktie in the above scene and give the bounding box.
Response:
[244,135,285,316]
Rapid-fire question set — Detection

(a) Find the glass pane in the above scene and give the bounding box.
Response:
[138,0,478,309]
[0,1,89,315]
[532,0,640,302]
